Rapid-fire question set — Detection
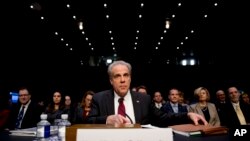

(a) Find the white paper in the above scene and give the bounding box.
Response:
[10,127,37,136]
[9,126,58,137]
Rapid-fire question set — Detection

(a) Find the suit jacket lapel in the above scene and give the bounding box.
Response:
[106,90,115,115]
[131,92,141,123]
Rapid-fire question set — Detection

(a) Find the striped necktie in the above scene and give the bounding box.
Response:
[16,106,25,129]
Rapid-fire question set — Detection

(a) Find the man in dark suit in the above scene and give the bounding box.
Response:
[221,86,250,128]
[8,87,43,129]
[160,88,189,126]
[87,60,208,126]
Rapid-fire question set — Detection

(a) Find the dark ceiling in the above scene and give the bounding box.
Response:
[1,0,250,98]
[1,0,249,70]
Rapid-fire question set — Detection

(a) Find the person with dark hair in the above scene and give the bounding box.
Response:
[64,95,75,123]
[8,87,42,129]
[220,87,250,127]
[240,93,250,105]
[74,90,94,123]
[44,91,68,125]
[136,85,148,94]
[87,60,208,126]
[160,88,189,126]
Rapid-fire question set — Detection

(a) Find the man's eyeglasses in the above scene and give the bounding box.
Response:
[19,94,29,97]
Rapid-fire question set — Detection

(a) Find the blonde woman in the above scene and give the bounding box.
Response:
[189,87,220,126]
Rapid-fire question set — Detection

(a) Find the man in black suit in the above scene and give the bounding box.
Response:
[87,60,208,126]
[221,86,250,128]
[8,87,43,129]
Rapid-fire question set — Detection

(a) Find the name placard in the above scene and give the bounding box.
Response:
[76,128,173,141]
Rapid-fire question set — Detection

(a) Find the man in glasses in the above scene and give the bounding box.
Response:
[8,87,43,129]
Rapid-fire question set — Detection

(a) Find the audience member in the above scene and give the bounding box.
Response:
[240,93,250,105]
[8,87,42,129]
[74,90,94,124]
[152,91,166,109]
[136,85,148,94]
[178,91,190,110]
[189,87,220,126]
[161,88,189,125]
[64,95,75,123]
[220,86,250,127]
[44,91,67,125]
[214,89,228,126]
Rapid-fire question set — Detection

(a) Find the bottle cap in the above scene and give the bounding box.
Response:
[61,114,68,120]
[40,114,47,120]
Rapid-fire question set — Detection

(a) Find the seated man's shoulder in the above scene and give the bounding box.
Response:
[95,90,112,95]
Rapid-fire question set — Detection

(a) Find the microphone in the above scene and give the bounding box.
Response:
[118,98,134,124]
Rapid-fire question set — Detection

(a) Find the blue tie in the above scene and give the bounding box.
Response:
[173,104,178,113]
[16,106,25,129]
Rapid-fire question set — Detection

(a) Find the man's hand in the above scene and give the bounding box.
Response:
[187,112,208,125]
[106,114,131,125]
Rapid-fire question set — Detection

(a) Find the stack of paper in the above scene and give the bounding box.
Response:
[10,127,37,136]
[9,126,59,136]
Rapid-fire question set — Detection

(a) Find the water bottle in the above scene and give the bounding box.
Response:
[36,114,51,140]
[58,114,71,141]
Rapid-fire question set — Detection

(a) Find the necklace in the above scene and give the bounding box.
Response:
[201,106,208,111]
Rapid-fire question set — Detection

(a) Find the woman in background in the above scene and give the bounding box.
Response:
[73,90,94,123]
[64,95,75,123]
[44,91,67,125]
[189,87,220,126]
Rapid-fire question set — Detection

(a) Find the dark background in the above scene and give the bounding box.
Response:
[1,0,249,102]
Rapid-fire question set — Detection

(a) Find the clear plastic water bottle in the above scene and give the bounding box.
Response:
[58,114,71,141]
[36,114,51,140]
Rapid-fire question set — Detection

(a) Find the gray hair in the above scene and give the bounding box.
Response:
[107,60,132,78]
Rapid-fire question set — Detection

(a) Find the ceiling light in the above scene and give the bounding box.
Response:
[78,22,84,30]
[104,3,107,8]
[165,19,171,29]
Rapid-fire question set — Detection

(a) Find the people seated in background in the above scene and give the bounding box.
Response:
[215,90,227,104]
[73,90,94,124]
[240,92,250,105]
[220,86,250,127]
[214,89,228,126]
[8,87,42,129]
[160,88,189,125]
[64,95,75,123]
[152,91,166,109]
[131,87,137,92]
[136,85,148,94]
[178,91,190,110]
[44,91,68,125]
[87,60,208,127]
[189,87,220,126]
